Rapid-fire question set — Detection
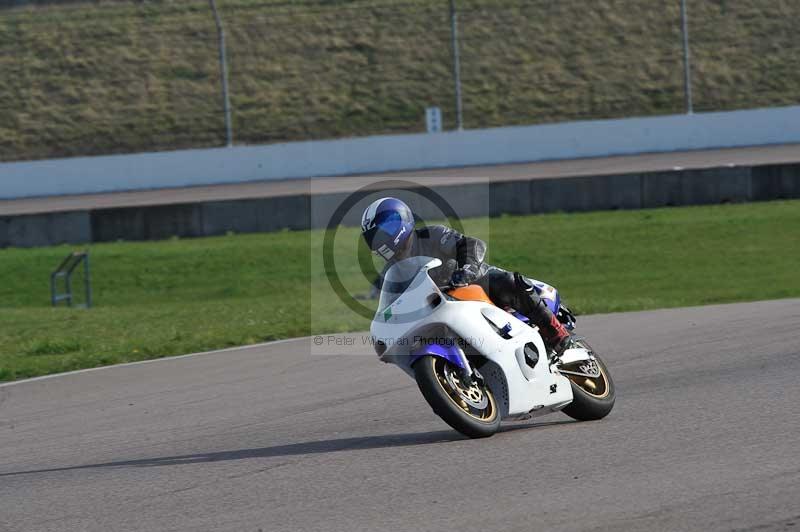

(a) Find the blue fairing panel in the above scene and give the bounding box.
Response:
[512,311,530,323]
[533,282,560,315]
[552,293,561,314]
[409,342,467,369]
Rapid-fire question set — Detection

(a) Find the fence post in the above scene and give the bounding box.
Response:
[210,0,234,146]
[449,0,464,130]
[680,0,694,114]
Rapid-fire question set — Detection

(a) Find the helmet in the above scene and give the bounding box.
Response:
[361,197,415,260]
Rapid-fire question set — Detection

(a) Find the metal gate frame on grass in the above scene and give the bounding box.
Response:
[51,251,92,308]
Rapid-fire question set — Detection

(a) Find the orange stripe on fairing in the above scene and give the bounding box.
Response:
[447,285,495,305]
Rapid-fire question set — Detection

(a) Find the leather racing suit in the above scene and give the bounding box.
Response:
[377,225,570,350]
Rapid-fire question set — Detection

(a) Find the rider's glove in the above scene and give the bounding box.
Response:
[450,264,479,287]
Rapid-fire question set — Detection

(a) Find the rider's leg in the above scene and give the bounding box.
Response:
[477,269,570,353]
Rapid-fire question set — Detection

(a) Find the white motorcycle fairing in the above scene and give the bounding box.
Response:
[370,257,592,419]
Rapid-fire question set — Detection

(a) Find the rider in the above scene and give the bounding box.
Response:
[361,197,572,355]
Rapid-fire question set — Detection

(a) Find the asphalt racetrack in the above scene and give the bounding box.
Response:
[1,299,798,532]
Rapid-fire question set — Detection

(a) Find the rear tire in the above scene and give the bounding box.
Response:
[414,355,501,439]
[561,351,616,422]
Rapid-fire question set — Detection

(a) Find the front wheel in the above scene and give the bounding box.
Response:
[560,345,616,422]
[414,355,501,438]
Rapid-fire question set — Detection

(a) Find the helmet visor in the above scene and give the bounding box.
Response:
[363,212,405,255]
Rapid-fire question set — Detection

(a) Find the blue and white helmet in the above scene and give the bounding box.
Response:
[361,197,415,260]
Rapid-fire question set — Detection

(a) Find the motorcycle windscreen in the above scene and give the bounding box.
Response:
[377,256,441,317]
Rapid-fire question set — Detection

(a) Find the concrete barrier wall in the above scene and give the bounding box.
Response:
[0,211,90,248]
[3,105,800,199]
[2,162,799,248]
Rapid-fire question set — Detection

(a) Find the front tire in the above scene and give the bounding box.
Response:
[561,347,616,422]
[414,355,501,438]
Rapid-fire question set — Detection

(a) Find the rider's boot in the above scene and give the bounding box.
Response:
[534,305,572,356]
[512,273,572,356]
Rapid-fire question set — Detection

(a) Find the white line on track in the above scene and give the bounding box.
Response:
[0,336,314,389]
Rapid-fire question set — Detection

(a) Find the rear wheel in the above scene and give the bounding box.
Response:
[560,343,616,421]
[414,355,501,438]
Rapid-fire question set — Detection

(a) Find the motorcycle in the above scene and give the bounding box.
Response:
[370,256,615,438]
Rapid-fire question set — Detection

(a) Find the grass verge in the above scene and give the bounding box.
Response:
[1,200,799,381]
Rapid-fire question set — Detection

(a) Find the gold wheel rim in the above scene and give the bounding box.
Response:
[432,357,498,422]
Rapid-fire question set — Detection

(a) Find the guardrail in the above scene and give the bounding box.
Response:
[2,106,800,200]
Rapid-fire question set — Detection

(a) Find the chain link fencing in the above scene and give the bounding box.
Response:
[1,0,799,162]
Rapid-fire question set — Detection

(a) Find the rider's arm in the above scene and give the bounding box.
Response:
[456,233,486,271]
[428,225,486,283]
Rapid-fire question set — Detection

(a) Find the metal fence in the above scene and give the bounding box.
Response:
[1,0,799,162]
